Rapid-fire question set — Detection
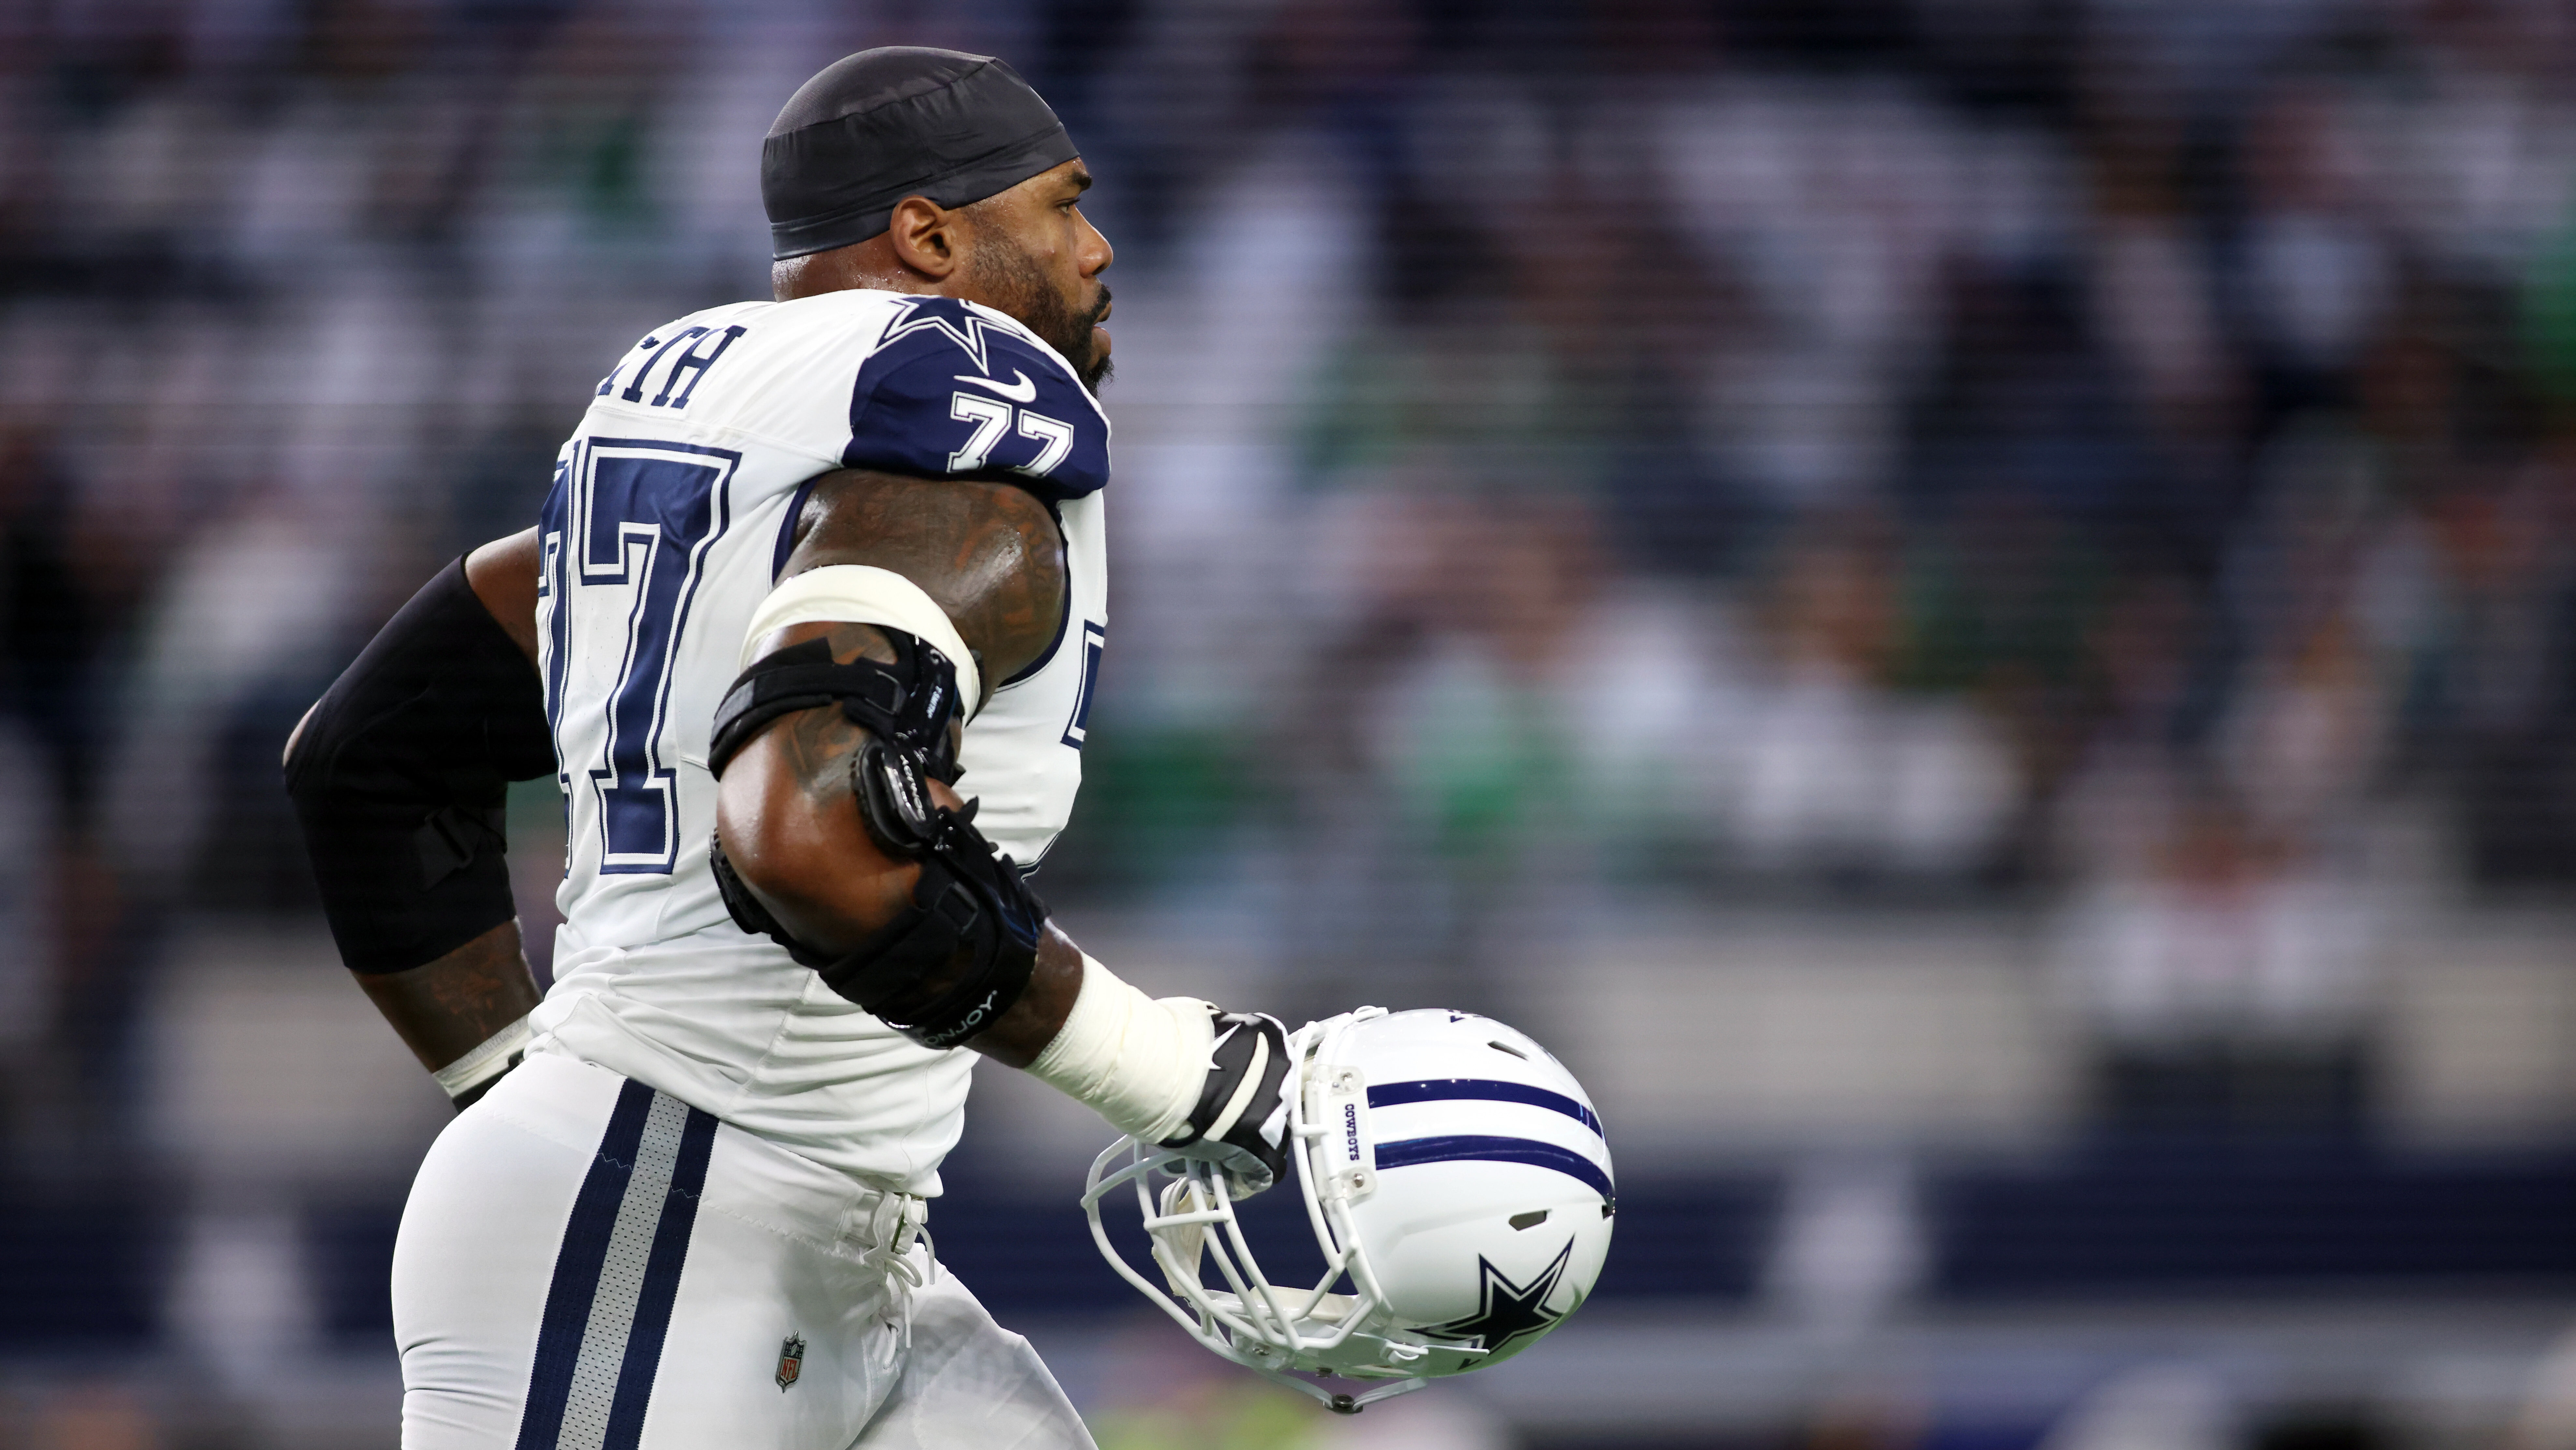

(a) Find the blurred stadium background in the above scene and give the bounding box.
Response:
[6,0,2576,1445]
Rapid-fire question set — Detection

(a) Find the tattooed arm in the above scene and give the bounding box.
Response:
[353,918,545,1079]
[288,529,548,1094]
[722,471,1295,1193]
[712,469,1087,1067]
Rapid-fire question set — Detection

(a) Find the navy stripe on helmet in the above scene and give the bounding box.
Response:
[1366,1079,1604,1138]
[1374,1134,1614,1201]
[598,1102,718,1450]
[516,1079,654,1450]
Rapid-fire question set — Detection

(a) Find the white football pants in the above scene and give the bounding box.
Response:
[391,1052,1097,1450]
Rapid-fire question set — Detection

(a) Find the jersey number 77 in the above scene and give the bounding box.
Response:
[539,438,742,875]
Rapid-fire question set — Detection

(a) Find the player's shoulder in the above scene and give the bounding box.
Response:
[601,293,891,394]
[730,288,1090,387]
[583,293,897,457]
[580,291,1109,499]
[586,300,768,413]
[840,294,1110,501]
[850,296,1100,415]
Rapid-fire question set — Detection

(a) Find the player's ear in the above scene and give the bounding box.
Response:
[886,196,961,281]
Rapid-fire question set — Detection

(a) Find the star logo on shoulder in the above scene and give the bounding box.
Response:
[881,296,1007,373]
[1423,1241,1573,1356]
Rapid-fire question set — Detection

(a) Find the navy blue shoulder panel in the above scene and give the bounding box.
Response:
[843,297,1109,503]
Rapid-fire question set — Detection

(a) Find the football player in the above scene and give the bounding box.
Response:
[285,49,1292,1449]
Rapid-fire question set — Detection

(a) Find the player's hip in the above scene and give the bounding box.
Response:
[526,979,975,1193]
[430,1050,925,1259]
[391,1055,933,1449]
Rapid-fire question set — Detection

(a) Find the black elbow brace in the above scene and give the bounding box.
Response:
[284,558,555,974]
[706,632,1043,1050]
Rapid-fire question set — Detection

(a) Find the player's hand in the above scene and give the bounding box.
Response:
[1158,1011,1293,1197]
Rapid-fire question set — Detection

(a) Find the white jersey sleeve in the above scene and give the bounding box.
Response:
[525,290,1111,1196]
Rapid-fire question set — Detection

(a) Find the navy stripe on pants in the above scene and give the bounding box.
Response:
[514,1080,718,1450]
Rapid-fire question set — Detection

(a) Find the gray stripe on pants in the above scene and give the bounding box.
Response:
[557,1091,692,1450]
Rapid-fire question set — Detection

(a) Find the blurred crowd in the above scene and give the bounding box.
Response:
[5,0,2576,1145]
[4,1,2576,1445]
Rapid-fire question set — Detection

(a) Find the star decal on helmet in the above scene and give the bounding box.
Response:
[1423,1240,1574,1356]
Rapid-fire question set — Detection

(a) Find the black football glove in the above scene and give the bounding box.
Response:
[1158,1011,1293,1196]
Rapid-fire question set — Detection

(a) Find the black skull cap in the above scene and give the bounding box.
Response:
[762,47,1078,261]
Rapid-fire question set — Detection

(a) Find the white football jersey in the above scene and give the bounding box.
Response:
[524,289,1110,1196]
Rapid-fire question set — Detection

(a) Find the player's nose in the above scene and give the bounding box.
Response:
[1079,213,1113,277]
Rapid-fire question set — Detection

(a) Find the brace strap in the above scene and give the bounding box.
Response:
[707,633,961,784]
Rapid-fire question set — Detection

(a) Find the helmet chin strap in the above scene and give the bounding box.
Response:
[1154,1177,1211,1300]
[1281,1368,1431,1416]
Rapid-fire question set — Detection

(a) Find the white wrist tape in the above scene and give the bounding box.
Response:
[433,1015,531,1101]
[1025,956,1215,1145]
[742,564,982,719]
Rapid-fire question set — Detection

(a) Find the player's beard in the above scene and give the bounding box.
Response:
[968,234,1113,395]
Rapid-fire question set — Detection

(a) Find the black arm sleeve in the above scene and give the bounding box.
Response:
[284,558,555,974]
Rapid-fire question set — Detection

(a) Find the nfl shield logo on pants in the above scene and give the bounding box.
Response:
[776,1334,806,1391]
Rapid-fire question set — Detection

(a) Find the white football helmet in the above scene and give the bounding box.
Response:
[1081,1006,1614,1413]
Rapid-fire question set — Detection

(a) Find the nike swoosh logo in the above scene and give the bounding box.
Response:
[954,369,1038,403]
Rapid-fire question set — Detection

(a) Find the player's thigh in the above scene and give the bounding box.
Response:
[391,1081,590,1449]
[392,1060,900,1450]
[852,1264,1097,1450]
